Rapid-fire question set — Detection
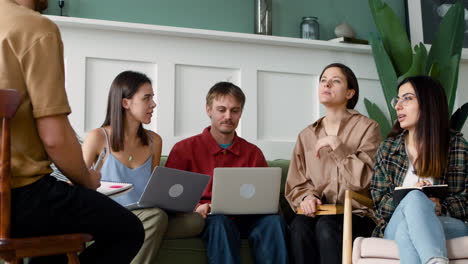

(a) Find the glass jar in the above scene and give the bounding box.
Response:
[300,17,319,40]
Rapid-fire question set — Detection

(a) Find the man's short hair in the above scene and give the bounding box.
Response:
[206,82,246,109]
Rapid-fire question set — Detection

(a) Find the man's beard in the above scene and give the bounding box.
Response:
[219,121,236,134]
[219,129,234,134]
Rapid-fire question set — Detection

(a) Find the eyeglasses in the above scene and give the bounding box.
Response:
[390,94,416,109]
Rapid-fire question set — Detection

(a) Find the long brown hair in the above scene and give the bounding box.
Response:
[101,71,151,152]
[388,76,450,178]
[319,63,359,109]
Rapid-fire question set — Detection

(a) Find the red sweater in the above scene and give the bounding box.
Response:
[165,126,267,208]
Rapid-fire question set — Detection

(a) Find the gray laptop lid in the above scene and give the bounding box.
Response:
[127,166,210,212]
[210,167,282,215]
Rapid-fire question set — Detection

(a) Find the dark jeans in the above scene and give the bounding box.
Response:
[289,214,375,264]
[201,214,288,264]
[11,176,145,264]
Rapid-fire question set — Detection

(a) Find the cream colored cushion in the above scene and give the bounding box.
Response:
[353,236,468,263]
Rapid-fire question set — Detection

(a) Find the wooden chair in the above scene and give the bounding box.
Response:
[0,89,92,264]
[297,191,468,263]
[296,190,373,264]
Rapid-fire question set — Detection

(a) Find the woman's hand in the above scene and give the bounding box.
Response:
[429,197,442,216]
[300,196,322,217]
[315,136,341,158]
[414,180,441,215]
[414,179,432,188]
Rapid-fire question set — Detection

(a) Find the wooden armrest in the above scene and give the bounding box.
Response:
[296,204,344,215]
[0,233,92,259]
[347,190,373,208]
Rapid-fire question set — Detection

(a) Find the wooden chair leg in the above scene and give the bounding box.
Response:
[342,190,374,264]
[342,190,353,264]
[66,253,80,264]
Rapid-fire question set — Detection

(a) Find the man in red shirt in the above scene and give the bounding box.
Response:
[166,82,288,264]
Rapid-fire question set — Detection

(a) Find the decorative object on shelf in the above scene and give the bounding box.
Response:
[255,0,272,35]
[329,36,369,45]
[300,16,320,40]
[334,22,356,38]
[58,0,65,16]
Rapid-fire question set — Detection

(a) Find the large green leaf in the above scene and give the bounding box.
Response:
[426,0,464,112]
[369,33,398,123]
[450,102,468,131]
[427,62,440,80]
[444,54,461,113]
[368,0,412,76]
[430,54,461,113]
[364,98,392,137]
[398,43,428,83]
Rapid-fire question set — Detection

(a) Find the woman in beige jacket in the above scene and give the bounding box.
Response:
[285,63,381,264]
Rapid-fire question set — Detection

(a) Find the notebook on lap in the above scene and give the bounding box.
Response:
[210,167,282,215]
[125,166,210,212]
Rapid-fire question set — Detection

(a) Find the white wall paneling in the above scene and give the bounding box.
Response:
[85,57,158,132]
[174,64,240,138]
[257,71,317,141]
[50,16,468,159]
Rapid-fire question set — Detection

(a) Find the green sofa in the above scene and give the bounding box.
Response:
[0,159,293,264]
[155,158,293,263]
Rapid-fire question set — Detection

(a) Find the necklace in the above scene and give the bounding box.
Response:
[128,155,133,161]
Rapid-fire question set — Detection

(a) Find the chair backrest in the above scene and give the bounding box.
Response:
[0,89,21,239]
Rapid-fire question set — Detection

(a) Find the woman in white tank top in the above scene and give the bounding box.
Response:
[82,71,204,264]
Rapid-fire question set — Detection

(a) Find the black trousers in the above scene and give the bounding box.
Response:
[11,176,145,264]
[289,214,375,264]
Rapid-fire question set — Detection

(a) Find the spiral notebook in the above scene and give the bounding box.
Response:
[393,184,448,206]
[97,181,134,197]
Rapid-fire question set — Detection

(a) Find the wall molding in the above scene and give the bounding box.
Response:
[49,15,468,159]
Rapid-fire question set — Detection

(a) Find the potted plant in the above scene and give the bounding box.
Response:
[365,0,467,136]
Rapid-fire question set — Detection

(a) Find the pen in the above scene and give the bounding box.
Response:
[92,148,107,171]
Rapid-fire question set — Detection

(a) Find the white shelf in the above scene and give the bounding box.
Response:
[47,15,372,54]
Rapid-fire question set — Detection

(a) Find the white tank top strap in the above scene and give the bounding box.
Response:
[147,130,153,154]
[100,127,111,153]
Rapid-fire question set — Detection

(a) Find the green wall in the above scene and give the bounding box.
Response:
[45,0,406,41]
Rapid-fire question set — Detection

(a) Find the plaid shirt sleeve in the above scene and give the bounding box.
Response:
[371,140,397,237]
[442,134,468,221]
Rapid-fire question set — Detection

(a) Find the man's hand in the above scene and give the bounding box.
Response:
[195,203,211,218]
[87,169,102,190]
[299,196,322,217]
[315,136,341,158]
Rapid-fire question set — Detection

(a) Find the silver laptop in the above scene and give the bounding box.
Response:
[125,166,210,212]
[210,167,282,215]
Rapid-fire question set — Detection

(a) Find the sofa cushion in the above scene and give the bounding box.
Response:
[448,236,468,259]
[156,238,254,263]
[353,236,468,262]
[267,159,294,223]
[353,237,399,261]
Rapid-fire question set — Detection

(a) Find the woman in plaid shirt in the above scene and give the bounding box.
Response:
[371,76,467,264]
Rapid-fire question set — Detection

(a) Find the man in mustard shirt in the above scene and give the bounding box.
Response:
[0,0,144,263]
